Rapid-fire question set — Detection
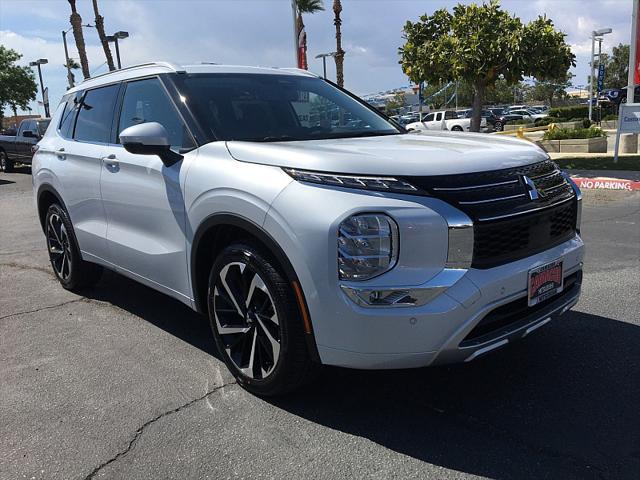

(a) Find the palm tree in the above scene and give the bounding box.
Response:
[63,58,80,87]
[92,0,115,71]
[295,0,324,70]
[332,0,345,87]
[67,0,90,79]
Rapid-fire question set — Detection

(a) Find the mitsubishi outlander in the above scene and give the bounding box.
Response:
[32,62,584,395]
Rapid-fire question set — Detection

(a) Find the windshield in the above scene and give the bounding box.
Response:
[174,73,402,142]
[37,120,51,135]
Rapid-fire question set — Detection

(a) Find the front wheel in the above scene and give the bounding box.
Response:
[494,121,503,131]
[45,204,103,290]
[207,243,316,396]
[0,151,14,173]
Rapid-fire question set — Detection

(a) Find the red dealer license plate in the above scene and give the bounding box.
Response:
[528,259,564,307]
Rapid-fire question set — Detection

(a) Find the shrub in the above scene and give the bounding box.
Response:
[512,119,534,125]
[581,118,592,128]
[543,127,606,141]
[602,114,618,121]
[535,117,560,126]
[549,105,615,121]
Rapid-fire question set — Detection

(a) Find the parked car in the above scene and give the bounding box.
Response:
[33,62,584,395]
[406,110,485,131]
[0,118,51,172]
[463,109,499,130]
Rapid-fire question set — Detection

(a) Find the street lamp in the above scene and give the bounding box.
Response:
[29,59,49,117]
[62,24,93,89]
[589,27,612,121]
[315,52,336,79]
[106,31,129,69]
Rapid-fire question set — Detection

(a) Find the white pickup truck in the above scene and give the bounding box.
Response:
[406,110,485,132]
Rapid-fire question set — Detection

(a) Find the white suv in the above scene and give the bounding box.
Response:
[32,62,584,395]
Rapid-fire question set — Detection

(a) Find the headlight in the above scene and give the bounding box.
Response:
[338,214,398,281]
[283,168,420,194]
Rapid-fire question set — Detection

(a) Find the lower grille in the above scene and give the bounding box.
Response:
[461,270,581,346]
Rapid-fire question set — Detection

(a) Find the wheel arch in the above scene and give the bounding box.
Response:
[190,213,321,362]
[36,184,68,232]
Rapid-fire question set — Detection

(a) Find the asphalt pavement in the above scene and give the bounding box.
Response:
[1,166,639,480]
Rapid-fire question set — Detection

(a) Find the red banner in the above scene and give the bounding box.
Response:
[636,1,640,85]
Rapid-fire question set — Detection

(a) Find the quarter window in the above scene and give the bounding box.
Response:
[118,78,194,151]
[74,85,119,143]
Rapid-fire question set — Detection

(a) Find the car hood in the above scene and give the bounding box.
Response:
[224,131,549,176]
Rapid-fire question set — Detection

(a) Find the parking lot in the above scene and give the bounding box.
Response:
[1,167,639,480]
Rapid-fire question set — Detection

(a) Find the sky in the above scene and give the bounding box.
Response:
[0,0,634,116]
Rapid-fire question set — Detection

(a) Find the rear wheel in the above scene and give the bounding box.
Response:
[45,204,103,291]
[451,125,463,132]
[0,151,13,173]
[207,242,315,396]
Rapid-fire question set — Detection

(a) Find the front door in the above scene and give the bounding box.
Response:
[100,77,197,300]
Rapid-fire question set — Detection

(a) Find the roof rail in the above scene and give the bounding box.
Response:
[81,61,186,83]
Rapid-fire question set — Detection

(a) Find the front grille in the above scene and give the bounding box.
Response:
[404,160,577,268]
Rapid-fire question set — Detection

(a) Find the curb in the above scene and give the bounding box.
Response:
[571,177,640,191]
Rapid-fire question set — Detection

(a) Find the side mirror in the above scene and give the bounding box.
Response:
[119,122,183,167]
[22,130,35,138]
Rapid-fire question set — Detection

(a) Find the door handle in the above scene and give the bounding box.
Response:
[102,154,119,168]
[56,147,66,159]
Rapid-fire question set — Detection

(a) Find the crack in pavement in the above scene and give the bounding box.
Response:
[0,298,84,321]
[0,261,53,276]
[83,381,237,479]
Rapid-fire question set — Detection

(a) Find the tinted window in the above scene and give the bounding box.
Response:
[119,78,194,151]
[445,111,457,120]
[74,84,119,143]
[424,113,435,121]
[17,122,27,136]
[36,120,51,135]
[58,94,78,138]
[173,73,400,142]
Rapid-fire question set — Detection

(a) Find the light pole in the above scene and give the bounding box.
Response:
[62,24,93,89]
[589,28,612,121]
[106,31,129,69]
[29,59,49,117]
[315,52,336,79]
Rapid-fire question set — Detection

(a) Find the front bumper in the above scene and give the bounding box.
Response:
[315,234,584,369]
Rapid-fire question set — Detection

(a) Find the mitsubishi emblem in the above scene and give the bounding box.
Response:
[522,175,542,201]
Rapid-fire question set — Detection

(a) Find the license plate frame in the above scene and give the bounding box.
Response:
[528,259,564,307]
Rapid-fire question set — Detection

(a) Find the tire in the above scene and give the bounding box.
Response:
[207,242,315,396]
[45,203,103,291]
[494,121,503,131]
[0,150,14,173]
[451,126,463,132]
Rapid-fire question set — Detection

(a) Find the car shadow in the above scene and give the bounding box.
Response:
[0,179,16,186]
[84,269,218,358]
[82,269,639,479]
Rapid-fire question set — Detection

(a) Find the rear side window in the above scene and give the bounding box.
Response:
[58,94,79,139]
[445,111,457,120]
[74,84,119,143]
[118,78,195,151]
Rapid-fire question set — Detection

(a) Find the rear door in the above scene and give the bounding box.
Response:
[53,85,120,258]
[100,76,196,299]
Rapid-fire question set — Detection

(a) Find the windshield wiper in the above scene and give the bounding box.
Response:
[245,135,302,142]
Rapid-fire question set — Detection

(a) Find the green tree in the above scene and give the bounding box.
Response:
[399,0,575,131]
[385,92,406,113]
[295,0,324,70]
[603,43,629,89]
[0,46,37,121]
[527,72,573,107]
